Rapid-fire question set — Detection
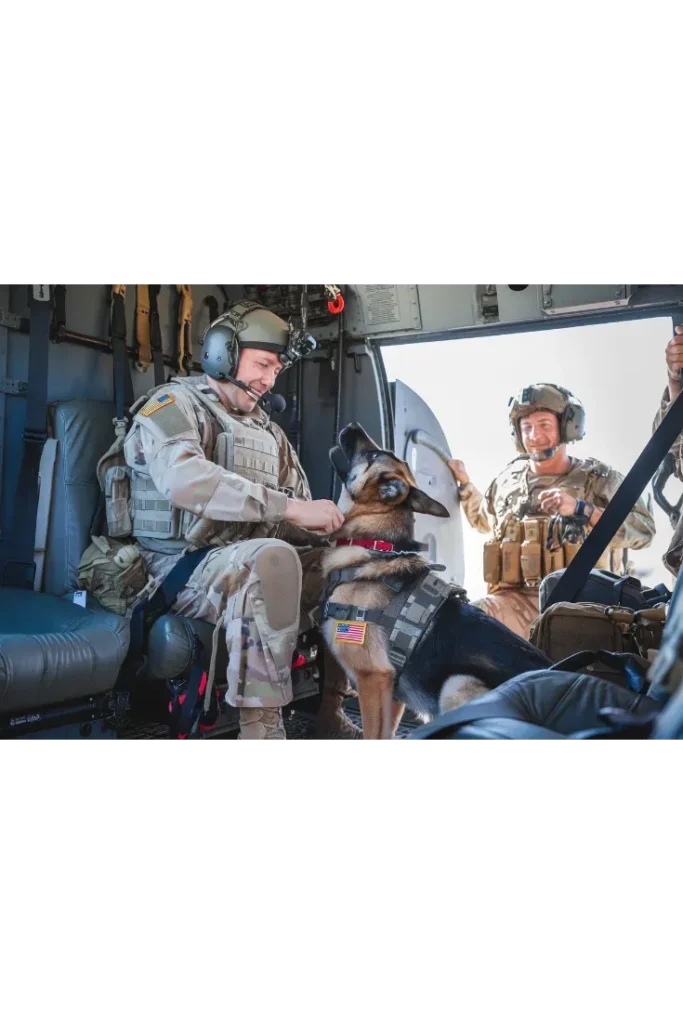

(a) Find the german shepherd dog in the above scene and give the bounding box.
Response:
[323,423,550,739]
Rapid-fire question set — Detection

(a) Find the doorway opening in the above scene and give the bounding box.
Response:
[381,316,674,601]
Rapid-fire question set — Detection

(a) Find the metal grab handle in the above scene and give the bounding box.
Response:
[405,428,451,465]
[652,451,683,528]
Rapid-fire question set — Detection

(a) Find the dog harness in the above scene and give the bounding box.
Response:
[320,546,467,673]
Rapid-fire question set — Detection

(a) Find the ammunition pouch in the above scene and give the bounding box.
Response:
[484,514,617,593]
[97,435,133,539]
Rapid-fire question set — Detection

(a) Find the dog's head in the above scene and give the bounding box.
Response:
[330,422,449,519]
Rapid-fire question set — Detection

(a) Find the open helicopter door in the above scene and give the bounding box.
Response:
[391,379,465,586]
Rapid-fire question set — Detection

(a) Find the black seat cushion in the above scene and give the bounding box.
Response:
[0,588,129,714]
[411,670,663,739]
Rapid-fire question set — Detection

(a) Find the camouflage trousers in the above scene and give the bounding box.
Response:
[474,587,540,640]
[140,541,327,709]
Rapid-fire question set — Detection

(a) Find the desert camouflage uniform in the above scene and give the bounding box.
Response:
[459,455,655,638]
[124,375,333,709]
[653,387,683,576]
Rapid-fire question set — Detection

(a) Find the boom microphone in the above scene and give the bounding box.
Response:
[261,392,286,414]
[224,373,286,414]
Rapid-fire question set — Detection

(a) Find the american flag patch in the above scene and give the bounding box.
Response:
[141,393,176,416]
[334,620,367,645]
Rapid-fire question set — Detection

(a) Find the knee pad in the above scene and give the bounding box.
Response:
[254,540,302,631]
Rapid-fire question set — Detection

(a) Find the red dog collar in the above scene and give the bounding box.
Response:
[335,538,395,552]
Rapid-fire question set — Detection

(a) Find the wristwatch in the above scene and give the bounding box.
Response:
[575,499,595,522]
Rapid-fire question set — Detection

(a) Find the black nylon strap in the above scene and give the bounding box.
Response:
[1,288,52,588]
[323,600,384,623]
[546,378,683,608]
[110,288,134,421]
[51,285,66,340]
[128,546,212,660]
[550,649,647,693]
[149,285,166,387]
[415,700,531,731]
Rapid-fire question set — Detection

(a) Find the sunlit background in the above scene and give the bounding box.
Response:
[381,316,676,601]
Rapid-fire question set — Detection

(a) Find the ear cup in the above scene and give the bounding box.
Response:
[200,320,240,379]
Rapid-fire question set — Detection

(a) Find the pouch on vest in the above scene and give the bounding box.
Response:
[77,535,149,616]
[520,519,542,585]
[501,522,522,585]
[483,539,501,585]
[104,465,133,538]
[97,436,133,539]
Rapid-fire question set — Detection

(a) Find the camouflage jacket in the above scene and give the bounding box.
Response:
[459,454,655,551]
[124,375,316,548]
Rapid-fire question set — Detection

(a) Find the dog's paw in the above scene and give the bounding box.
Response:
[438,674,489,714]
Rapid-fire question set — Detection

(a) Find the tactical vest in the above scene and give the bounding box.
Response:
[99,376,284,551]
[483,459,615,591]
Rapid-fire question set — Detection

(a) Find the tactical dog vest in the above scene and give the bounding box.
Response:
[321,560,466,673]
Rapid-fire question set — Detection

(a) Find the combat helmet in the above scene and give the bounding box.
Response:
[200,300,316,381]
[508,383,585,455]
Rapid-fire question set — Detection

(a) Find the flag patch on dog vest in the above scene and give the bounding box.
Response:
[334,620,367,645]
[141,393,175,416]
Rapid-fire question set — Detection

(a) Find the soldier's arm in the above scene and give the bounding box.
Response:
[455,480,493,534]
[593,469,656,551]
[447,458,492,533]
[133,391,289,524]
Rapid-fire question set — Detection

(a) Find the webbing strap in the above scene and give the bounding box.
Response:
[323,600,384,624]
[550,649,647,693]
[149,285,165,387]
[1,287,52,588]
[111,285,134,422]
[135,285,152,371]
[51,285,67,340]
[176,285,193,375]
[128,546,212,658]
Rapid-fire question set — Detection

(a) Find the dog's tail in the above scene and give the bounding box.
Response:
[438,674,490,715]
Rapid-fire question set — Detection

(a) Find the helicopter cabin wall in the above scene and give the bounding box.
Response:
[0,284,226,548]
[0,284,386,548]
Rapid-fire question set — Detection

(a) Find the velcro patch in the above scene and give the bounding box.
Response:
[141,393,176,417]
[334,620,367,645]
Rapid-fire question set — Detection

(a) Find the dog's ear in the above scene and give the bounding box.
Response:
[329,445,350,483]
[378,475,410,504]
[405,486,450,518]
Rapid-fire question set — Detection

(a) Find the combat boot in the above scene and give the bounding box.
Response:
[238,707,286,739]
[315,652,362,739]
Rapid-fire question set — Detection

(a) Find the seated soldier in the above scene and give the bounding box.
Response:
[448,383,655,639]
[95,300,359,739]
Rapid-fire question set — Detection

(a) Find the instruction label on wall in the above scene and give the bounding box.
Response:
[364,285,402,327]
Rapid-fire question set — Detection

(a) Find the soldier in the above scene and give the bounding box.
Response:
[448,383,655,638]
[653,325,683,576]
[101,300,359,739]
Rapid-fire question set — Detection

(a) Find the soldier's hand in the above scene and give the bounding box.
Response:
[666,326,683,399]
[538,488,577,517]
[284,498,345,535]
[447,459,470,486]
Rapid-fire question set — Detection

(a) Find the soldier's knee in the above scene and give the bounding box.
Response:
[254,539,302,631]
